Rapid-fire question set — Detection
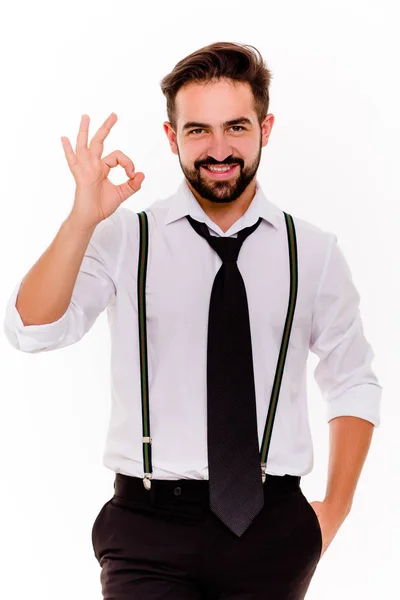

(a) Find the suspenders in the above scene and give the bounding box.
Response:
[137,211,298,490]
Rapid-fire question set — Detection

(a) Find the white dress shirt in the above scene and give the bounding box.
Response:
[3,178,382,479]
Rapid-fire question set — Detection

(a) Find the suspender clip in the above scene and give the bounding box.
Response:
[143,473,152,490]
[261,462,267,484]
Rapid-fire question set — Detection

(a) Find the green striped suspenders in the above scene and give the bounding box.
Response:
[137,211,152,489]
[137,211,298,490]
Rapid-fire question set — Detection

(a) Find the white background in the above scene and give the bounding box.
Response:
[1,1,398,598]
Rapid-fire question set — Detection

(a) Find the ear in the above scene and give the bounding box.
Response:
[163,121,179,155]
[260,114,275,148]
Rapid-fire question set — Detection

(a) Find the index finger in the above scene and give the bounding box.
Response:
[76,114,90,153]
[89,112,118,157]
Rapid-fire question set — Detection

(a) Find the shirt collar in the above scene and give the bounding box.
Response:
[164,177,280,236]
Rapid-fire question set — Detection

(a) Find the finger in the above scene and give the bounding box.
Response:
[89,113,118,158]
[61,136,77,170]
[117,172,145,201]
[129,172,145,188]
[102,150,135,176]
[76,114,90,154]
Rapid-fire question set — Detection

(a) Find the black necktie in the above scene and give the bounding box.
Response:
[186,215,264,537]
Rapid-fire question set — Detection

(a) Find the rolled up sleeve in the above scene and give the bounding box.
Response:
[3,212,122,353]
[309,233,382,427]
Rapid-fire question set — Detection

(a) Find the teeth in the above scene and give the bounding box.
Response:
[206,165,234,172]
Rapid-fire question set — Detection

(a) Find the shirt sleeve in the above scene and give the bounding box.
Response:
[3,211,123,353]
[309,233,382,427]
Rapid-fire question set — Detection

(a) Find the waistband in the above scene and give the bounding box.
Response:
[113,473,301,507]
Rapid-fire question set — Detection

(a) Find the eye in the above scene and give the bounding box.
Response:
[188,125,245,135]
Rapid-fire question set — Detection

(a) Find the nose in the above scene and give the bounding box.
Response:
[206,132,233,163]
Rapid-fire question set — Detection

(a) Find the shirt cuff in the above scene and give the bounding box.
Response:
[3,280,69,352]
[326,383,382,427]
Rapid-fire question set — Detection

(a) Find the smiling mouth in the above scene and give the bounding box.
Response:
[201,164,239,177]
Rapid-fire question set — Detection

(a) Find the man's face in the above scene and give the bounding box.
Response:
[164,78,274,204]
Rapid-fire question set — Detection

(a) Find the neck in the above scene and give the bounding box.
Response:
[187,180,257,233]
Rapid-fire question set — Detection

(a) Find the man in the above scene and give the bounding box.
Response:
[4,42,381,599]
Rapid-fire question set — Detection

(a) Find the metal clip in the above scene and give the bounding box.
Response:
[142,437,152,489]
[261,462,267,484]
[143,473,152,490]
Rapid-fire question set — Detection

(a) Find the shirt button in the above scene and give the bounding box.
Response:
[173,486,182,496]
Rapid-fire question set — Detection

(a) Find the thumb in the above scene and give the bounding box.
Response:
[117,172,145,202]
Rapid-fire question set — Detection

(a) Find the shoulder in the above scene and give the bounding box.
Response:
[117,192,175,231]
[270,209,338,283]
[281,210,337,255]
[87,210,125,263]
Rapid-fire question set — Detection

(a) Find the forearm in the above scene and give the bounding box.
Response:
[16,215,97,326]
[324,415,374,516]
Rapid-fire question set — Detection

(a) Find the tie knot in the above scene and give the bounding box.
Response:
[206,236,242,263]
[186,215,263,263]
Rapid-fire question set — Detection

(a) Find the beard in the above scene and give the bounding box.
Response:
[177,137,262,204]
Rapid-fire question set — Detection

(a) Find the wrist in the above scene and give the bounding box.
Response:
[64,213,99,235]
[323,495,352,519]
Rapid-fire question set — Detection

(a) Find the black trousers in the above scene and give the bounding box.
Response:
[91,473,323,599]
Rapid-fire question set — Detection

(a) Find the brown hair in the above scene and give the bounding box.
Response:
[160,41,273,131]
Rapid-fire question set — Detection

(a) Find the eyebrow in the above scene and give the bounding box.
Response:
[182,117,253,132]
